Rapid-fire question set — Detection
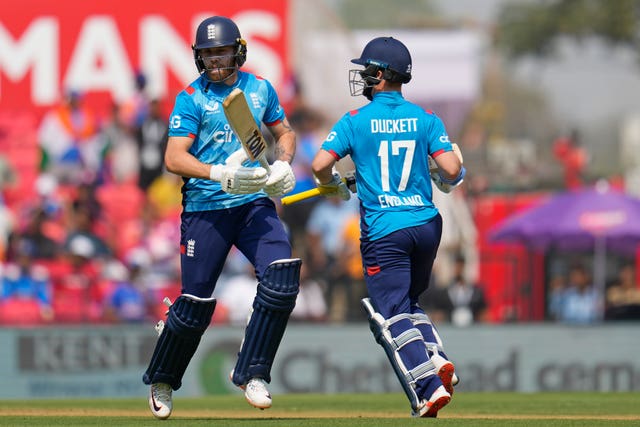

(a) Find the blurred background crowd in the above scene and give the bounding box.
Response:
[2,0,640,327]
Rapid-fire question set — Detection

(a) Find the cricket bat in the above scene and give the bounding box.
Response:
[281,175,357,206]
[222,88,271,172]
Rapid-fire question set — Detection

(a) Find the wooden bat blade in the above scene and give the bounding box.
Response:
[222,88,270,171]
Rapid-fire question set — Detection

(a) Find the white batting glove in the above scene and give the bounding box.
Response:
[209,148,267,194]
[431,166,466,194]
[263,160,296,197]
[316,173,351,201]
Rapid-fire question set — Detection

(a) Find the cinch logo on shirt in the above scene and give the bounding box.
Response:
[370,118,418,134]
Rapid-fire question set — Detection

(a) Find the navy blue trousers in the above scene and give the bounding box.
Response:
[361,214,444,400]
[361,214,442,317]
[179,198,291,298]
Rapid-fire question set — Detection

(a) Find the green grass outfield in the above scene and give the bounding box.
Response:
[0,392,638,426]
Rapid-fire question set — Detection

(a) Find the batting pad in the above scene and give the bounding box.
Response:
[362,298,437,412]
[232,258,301,385]
[409,303,449,359]
[143,294,216,390]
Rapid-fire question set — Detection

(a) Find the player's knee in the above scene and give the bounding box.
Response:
[166,294,217,335]
[256,258,301,311]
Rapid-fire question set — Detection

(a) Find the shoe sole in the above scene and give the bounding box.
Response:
[437,361,456,395]
[245,395,271,410]
[422,394,451,418]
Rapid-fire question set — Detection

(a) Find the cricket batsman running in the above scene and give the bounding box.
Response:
[142,15,299,419]
[311,36,464,417]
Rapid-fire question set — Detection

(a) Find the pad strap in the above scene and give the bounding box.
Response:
[362,298,439,412]
[143,294,216,390]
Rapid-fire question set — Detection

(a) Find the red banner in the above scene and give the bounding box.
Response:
[0,0,290,117]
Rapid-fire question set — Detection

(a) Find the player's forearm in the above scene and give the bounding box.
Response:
[273,131,296,164]
[311,149,336,184]
[165,147,211,179]
[269,118,296,163]
[434,150,462,180]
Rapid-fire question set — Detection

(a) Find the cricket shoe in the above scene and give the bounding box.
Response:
[412,385,451,418]
[230,370,272,410]
[149,383,172,419]
[431,353,459,395]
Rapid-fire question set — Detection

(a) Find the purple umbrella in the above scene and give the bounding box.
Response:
[488,184,640,292]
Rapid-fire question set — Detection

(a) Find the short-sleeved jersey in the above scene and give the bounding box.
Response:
[321,92,454,241]
[168,71,285,212]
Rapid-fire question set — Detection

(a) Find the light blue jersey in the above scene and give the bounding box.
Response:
[168,71,285,212]
[321,92,454,241]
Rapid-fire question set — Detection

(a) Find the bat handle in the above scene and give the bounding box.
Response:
[280,176,356,206]
[281,188,321,205]
[258,155,272,174]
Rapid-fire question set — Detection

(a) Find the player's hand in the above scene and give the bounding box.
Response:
[429,143,465,193]
[430,166,466,193]
[209,148,267,194]
[316,173,351,201]
[263,160,296,197]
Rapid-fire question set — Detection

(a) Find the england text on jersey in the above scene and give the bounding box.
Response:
[377,194,425,208]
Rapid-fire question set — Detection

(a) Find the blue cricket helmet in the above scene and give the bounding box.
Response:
[192,16,247,73]
[351,37,412,83]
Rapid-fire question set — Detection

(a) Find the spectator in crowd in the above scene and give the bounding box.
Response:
[103,256,153,323]
[329,212,367,322]
[137,99,168,191]
[304,196,359,322]
[553,129,588,189]
[146,169,183,219]
[0,237,53,323]
[52,234,107,323]
[423,253,488,326]
[550,263,602,324]
[63,182,103,229]
[38,90,101,184]
[605,263,640,320]
[9,207,59,261]
[121,71,151,131]
[0,156,16,259]
[100,102,140,185]
[215,258,256,326]
[547,272,568,321]
[63,203,111,259]
[290,253,328,323]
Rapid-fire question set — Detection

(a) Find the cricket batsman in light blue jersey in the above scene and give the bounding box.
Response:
[312,36,465,418]
[143,16,299,419]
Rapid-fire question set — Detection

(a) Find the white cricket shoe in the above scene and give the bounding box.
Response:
[149,383,172,419]
[431,353,459,395]
[412,385,451,418]
[244,378,272,409]
[229,370,272,410]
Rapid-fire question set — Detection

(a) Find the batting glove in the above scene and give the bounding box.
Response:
[209,148,268,194]
[316,173,351,201]
[264,160,296,197]
[430,166,466,194]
